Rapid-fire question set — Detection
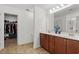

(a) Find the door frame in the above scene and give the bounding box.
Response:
[4,13,18,48]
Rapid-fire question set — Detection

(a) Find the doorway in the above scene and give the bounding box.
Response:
[4,13,17,48]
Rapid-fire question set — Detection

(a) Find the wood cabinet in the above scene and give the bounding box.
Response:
[67,39,79,54]
[40,33,79,54]
[40,33,44,48]
[40,33,48,51]
[55,36,66,54]
[48,35,55,53]
[40,33,55,53]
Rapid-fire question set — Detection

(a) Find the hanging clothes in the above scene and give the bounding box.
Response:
[13,24,17,34]
[4,22,17,38]
[10,24,13,33]
[5,24,9,33]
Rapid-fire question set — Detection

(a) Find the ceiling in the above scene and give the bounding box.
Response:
[36,4,60,10]
[1,4,35,12]
[0,4,73,14]
[0,4,62,12]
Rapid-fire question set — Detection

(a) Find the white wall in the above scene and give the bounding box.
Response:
[18,10,34,45]
[0,10,4,48]
[0,5,33,49]
[33,6,47,48]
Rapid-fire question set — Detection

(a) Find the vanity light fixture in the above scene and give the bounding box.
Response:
[60,4,64,7]
[72,17,76,21]
[49,9,53,14]
[53,8,56,10]
[56,6,60,9]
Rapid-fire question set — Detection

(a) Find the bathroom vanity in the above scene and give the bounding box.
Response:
[40,32,79,54]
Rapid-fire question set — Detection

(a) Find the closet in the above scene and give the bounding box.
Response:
[4,13,17,47]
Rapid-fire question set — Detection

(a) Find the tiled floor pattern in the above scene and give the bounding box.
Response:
[0,38,49,54]
[4,38,17,48]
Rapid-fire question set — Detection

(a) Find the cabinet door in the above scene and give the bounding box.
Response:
[67,39,79,54]
[44,34,49,50]
[40,33,44,48]
[55,36,66,54]
[40,33,48,50]
[48,35,55,53]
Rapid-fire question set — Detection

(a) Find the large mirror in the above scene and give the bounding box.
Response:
[54,4,79,35]
[54,16,79,35]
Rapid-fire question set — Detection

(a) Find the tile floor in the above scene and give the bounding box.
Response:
[0,38,49,54]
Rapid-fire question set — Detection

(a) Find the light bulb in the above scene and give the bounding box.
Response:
[60,4,64,7]
[49,9,53,14]
[53,8,56,10]
[56,6,60,8]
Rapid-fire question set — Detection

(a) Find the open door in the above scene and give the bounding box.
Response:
[4,13,17,48]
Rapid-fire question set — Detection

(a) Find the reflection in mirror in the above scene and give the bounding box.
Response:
[76,16,79,33]
[68,17,76,36]
[54,16,66,34]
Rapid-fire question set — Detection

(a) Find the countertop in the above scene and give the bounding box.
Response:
[41,32,79,41]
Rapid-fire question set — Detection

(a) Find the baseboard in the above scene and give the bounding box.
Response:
[18,42,33,46]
